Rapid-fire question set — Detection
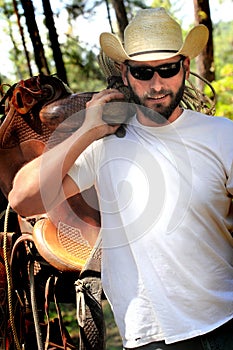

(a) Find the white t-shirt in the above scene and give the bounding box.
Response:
[68,110,233,348]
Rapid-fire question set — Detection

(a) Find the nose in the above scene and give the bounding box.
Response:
[148,72,163,92]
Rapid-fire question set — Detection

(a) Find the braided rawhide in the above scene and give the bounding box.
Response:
[97,49,216,116]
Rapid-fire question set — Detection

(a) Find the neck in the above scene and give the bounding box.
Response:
[136,106,183,126]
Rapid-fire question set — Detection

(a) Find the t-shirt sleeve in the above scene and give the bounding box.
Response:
[221,118,233,196]
[68,140,101,192]
[227,163,233,196]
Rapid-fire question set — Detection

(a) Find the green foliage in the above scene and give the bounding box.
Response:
[103,300,122,350]
[213,21,233,79]
[61,36,106,92]
[150,0,171,10]
[211,20,233,120]
[211,64,233,120]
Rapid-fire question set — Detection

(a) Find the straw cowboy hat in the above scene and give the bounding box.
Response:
[99,7,209,63]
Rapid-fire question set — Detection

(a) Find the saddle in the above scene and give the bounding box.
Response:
[0,74,104,350]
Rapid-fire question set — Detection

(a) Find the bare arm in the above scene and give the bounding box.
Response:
[8,89,123,217]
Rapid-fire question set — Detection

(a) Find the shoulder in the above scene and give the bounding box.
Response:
[184,109,233,130]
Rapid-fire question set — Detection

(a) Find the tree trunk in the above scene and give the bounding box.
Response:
[193,0,215,85]
[13,0,33,77]
[41,0,69,85]
[111,0,128,40]
[20,0,50,75]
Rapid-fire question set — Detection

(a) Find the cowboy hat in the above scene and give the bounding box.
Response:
[99,7,209,63]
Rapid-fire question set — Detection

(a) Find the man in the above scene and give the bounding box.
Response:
[9,7,233,350]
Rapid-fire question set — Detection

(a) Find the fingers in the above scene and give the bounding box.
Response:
[83,89,123,139]
[86,89,124,108]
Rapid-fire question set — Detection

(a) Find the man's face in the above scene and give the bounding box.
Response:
[121,56,190,122]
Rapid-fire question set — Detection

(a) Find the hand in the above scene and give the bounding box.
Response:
[84,89,125,139]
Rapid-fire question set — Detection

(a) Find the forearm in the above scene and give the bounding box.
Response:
[8,125,101,216]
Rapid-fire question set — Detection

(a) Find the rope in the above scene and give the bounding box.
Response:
[182,71,216,116]
[3,203,22,350]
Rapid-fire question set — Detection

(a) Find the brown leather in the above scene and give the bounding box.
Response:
[0,74,105,350]
[0,76,92,197]
[0,140,46,197]
[0,104,51,197]
[39,92,95,132]
[0,75,100,265]
[33,218,99,272]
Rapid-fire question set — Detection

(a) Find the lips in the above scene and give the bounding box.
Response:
[148,94,168,102]
[153,94,167,100]
[146,90,169,99]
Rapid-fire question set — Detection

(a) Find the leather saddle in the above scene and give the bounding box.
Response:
[0,74,101,272]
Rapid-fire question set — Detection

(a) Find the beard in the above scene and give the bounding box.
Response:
[126,73,186,123]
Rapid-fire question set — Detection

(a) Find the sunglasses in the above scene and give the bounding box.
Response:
[126,58,184,81]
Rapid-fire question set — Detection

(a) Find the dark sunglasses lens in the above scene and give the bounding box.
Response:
[129,67,154,80]
[158,62,181,78]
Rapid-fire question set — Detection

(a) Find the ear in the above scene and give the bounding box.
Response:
[183,57,190,79]
[121,63,128,85]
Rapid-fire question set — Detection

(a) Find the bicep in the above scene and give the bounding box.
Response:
[61,174,81,200]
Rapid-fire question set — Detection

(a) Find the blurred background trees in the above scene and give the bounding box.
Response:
[0,0,232,118]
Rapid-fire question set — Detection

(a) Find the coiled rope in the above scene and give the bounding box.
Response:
[3,204,44,349]
[3,203,22,350]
